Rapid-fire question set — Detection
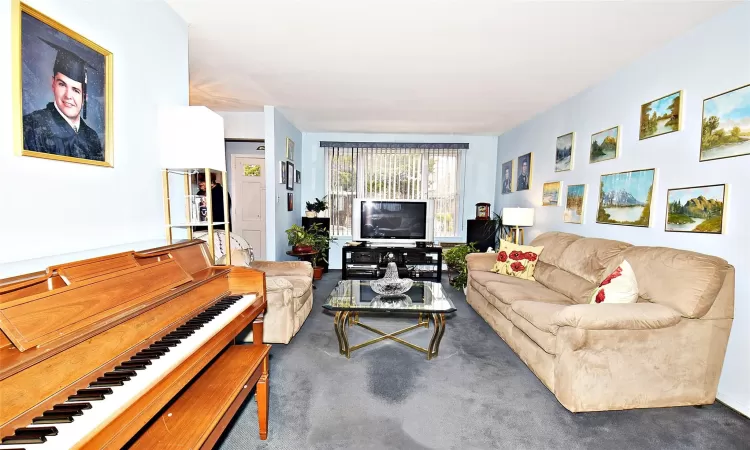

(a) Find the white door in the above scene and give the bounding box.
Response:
[231,155,266,260]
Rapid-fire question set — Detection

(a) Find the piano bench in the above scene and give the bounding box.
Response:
[129,343,271,448]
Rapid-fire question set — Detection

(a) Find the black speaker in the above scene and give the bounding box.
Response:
[467,219,497,252]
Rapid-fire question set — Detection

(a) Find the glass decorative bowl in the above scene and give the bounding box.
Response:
[370,294,412,308]
[371,262,413,295]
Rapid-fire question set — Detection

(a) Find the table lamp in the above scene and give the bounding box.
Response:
[502,207,534,245]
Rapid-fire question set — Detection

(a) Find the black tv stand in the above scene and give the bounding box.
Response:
[342,244,442,281]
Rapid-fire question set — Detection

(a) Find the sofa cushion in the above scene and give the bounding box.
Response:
[470,270,533,288]
[534,261,596,304]
[469,278,513,319]
[510,301,567,355]
[485,280,573,306]
[610,247,731,319]
[557,238,631,284]
[530,232,582,267]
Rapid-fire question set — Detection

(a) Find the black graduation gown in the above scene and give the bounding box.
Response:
[195,184,232,231]
[22,102,104,161]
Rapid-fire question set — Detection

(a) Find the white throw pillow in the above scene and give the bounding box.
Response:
[590,260,639,304]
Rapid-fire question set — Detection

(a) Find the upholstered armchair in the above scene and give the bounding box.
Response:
[194,231,314,344]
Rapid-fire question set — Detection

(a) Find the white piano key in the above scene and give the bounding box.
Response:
[15,295,256,449]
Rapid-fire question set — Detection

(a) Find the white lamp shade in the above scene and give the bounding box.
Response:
[159,106,226,171]
[502,207,535,227]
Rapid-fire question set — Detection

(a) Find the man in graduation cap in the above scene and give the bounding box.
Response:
[22,38,104,161]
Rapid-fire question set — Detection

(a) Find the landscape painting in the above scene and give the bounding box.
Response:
[555,132,574,172]
[501,160,513,194]
[564,184,586,224]
[700,84,750,161]
[590,126,619,163]
[542,182,562,206]
[640,91,681,140]
[666,184,726,234]
[597,169,655,227]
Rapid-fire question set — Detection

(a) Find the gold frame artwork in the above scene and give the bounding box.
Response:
[515,152,533,191]
[554,132,575,172]
[700,83,750,162]
[12,1,114,167]
[664,183,727,234]
[639,90,682,141]
[286,137,295,161]
[589,126,620,164]
[563,184,587,224]
[542,181,562,206]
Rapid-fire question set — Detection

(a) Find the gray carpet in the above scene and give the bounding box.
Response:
[218,271,749,449]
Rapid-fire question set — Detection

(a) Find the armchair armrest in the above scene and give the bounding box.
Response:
[552,303,681,330]
[250,261,313,278]
[466,253,498,272]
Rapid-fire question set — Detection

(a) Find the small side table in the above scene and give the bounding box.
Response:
[286,250,319,289]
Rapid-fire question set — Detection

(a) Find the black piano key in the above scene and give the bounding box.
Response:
[44,409,82,417]
[187,319,210,325]
[1,434,46,444]
[68,393,105,402]
[99,374,130,382]
[121,359,151,366]
[90,380,124,387]
[135,351,164,358]
[15,426,58,436]
[32,415,73,424]
[224,295,243,300]
[116,364,147,371]
[54,403,91,411]
[77,388,113,396]
[151,341,178,347]
[166,332,192,339]
[140,348,169,354]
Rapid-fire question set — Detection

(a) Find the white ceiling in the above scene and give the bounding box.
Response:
[166,0,739,134]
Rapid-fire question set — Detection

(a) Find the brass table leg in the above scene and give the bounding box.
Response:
[427,313,446,360]
[341,312,351,358]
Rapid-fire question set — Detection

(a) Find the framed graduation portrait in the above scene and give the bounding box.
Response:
[13,2,113,167]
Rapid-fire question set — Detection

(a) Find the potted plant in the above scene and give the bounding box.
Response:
[443,243,479,293]
[305,196,328,218]
[308,223,333,280]
[286,224,314,253]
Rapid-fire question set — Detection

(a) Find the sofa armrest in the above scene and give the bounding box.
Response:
[250,260,313,278]
[466,253,498,272]
[266,277,294,294]
[551,303,681,330]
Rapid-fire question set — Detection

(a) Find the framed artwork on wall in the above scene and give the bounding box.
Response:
[665,184,726,234]
[639,91,681,140]
[286,161,295,190]
[295,170,301,184]
[287,192,294,211]
[501,160,513,194]
[286,137,295,161]
[542,182,562,206]
[596,168,655,227]
[590,126,620,164]
[700,84,750,162]
[555,132,574,172]
[14,2,113,167]
[564,184,587,224]
[280,161,287,184]
[516,152,532,191]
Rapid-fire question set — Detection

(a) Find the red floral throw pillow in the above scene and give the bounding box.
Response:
[491,240,544,281]
[590,260,639,304]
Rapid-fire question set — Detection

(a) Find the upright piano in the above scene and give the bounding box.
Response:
[0,240,269,449]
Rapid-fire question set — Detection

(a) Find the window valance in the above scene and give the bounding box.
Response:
[320,142,469,150]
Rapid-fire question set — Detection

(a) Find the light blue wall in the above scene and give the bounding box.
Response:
[265,107,303,261]
[301,132,498,269]
[492,4,750,416]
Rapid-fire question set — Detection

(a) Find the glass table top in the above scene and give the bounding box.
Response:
[323,280,456,313]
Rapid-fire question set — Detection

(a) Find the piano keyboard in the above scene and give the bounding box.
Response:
[0,294,256,449]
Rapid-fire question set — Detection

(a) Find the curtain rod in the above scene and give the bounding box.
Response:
[319,141,469,149]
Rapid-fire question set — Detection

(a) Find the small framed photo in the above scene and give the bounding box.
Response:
[280,161,287,184]
[516,152,532,191]
[295,170,301,184]
[590,126,620,164]
[286,161,295,190]
[501,160,513,194]
[555,132,574,172]
[286,137,295,161]
[564,184,587,224]
[287,192,294,211]
[700,84,750,161]
[665,184,726,234]
[640,91,681,140]
[542,181,562,206]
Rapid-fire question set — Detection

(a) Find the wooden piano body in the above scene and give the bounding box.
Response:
[0,240,269,449]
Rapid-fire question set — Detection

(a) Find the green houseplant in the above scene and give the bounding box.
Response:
[308,223,333,280]
[443,243,479,291]
[286,224,315,253]
[305,196,328,218]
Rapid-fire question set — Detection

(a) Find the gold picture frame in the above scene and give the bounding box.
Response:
[665,184,727,234]
[555,132,574,172]
[13,1,114,167]
[563,184,587,224]
[286,137,295,161]
[589,126,620,164]
[515,152,533,191]
[700,83,750,162]
[542,181,562,206]
[596,168,656,228]
[639,90,682,140]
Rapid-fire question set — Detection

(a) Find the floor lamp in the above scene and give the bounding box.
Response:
[502,208,535,245]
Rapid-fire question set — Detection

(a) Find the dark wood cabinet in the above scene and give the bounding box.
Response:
[466,219,497,252]
[342,245,442,281]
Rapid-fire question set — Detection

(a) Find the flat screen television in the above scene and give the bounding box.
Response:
[352,198,434,244]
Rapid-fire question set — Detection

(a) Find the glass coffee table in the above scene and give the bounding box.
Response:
[323,280,456,360]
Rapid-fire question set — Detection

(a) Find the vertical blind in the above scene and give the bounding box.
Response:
[323,143,464,237]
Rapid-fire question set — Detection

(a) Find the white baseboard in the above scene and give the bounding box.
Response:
[717,391,750,418]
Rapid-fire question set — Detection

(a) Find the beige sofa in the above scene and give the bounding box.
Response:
[466,231,734,412]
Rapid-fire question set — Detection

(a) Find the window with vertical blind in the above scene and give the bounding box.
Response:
[323,142,466,237]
